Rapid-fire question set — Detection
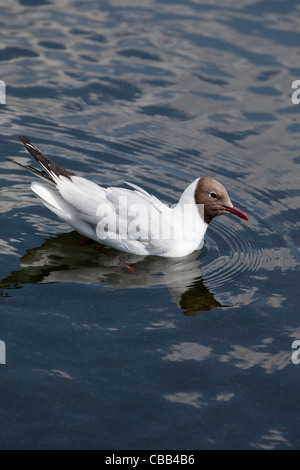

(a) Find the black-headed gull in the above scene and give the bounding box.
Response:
[8,136,248,258]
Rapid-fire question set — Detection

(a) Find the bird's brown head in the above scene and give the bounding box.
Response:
[194,177,248,224]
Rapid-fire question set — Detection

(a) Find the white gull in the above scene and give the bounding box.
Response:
[8,136,248,258]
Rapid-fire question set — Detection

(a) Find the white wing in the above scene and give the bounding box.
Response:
[32,175,174,255]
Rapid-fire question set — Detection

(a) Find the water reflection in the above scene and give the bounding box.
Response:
[0,231,227,315]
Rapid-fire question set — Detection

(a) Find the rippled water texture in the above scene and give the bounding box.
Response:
[0,0,299,450]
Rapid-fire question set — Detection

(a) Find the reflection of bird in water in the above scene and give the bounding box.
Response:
[0,232,228,315]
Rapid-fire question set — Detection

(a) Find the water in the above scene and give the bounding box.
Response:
[0,0,299,450]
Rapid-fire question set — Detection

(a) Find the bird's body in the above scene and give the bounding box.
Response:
[8,136,248,258]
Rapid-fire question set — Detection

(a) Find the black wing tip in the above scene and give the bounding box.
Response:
[19,135,42,159]
[19,135,31,144]
[18,135,75,180]
[19,135,38,152]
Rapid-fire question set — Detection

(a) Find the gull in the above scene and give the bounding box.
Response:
[8,136,248,258]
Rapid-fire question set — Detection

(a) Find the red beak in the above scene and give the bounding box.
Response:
[223,205,248,221]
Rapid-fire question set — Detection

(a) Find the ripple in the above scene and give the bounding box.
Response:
[118,49,161,61]
[205,127,260,145]
[200,218,263,291]
[139,104,192,120]
[0,47,39,61]
[38,41,66,50]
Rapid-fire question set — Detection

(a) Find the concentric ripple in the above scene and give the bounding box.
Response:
[200,217,263,292]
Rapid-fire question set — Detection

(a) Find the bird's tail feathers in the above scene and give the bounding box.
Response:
[31,181,73,219]
[31,181,98,241]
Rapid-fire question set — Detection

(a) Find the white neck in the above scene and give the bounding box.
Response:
[177,178,200,207]
[162,178,207,257]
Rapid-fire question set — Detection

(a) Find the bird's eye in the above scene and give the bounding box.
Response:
[209,191,217,198]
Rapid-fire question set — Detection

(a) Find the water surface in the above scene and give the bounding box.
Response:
[0,0,299,450]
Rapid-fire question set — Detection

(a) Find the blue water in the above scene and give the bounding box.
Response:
[0,0,299,449]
